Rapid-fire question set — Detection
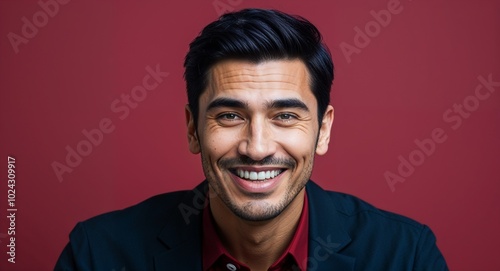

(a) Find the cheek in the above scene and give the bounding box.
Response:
[201,127,240,158]
[276,129,317,158]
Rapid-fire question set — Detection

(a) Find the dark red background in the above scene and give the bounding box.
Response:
[1,0,499,270]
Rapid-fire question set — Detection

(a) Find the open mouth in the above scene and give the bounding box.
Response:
[231,169,285,181]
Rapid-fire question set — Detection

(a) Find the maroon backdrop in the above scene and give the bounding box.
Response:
[1,0,499,270]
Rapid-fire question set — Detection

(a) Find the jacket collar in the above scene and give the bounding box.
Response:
[153,181,355,270]
[305,181,355,271]
[153,182,207,270]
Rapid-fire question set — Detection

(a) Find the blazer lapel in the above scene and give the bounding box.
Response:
[306,181,356,271]
[153,182,208,270]
[151,181,355,270]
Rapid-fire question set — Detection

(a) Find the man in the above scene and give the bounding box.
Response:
[55,9,448,271]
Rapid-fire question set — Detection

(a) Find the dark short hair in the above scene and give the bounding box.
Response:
[184,8,334,127]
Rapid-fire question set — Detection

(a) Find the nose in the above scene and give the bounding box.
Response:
[237,117,277,161]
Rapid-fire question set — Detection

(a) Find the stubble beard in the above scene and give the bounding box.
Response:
[201,152,315,222]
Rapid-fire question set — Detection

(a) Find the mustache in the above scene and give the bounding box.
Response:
[219,156,296,169]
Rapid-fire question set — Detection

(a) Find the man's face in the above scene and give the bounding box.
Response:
[186,59,333,221]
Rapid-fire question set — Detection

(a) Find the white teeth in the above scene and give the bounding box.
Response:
[236,169,283,181]
[249,172,258,180]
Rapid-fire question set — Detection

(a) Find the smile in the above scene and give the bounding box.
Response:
[234,169,284,181]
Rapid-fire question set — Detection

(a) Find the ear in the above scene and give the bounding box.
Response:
[185,105,200,154]
[316,105,334,155]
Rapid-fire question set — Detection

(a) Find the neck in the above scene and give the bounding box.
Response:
[210,189,305,271]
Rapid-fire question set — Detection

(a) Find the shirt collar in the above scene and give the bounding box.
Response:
[202,191,309,270]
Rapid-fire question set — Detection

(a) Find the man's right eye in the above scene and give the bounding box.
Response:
[219,113,240,120]
[216,113,244,124]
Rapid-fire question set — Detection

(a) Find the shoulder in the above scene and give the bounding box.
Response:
[307,181,423,233]
[74,181,209,238]
[81,189,190,231]
[327,189,423,230]
[306,181,430,253]
[306,181,448,270]
[66,190,191,256]
[56,186,207,270]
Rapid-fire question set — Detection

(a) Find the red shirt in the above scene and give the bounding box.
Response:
[202,193,309,271]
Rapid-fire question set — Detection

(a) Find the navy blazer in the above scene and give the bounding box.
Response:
[55,181,448,270]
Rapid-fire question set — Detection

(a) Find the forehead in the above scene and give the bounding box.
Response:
[202,59,314,104]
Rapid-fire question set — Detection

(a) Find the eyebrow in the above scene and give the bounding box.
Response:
[206,97,309,112]
[268,99,309,112]
[206,98,247,111]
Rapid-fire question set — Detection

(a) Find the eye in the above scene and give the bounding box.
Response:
[274,113,298,125]
[276,113,296,120]
[216,112,244,126]
[218,113,242,120]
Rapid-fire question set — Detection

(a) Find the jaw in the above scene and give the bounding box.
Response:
[209,175,307,226]
[204,152,312,222]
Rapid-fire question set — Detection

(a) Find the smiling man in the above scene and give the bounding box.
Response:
[192,59,326,221]
[55,8,448,271]
[190,59,328,270]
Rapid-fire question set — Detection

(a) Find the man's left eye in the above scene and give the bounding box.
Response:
[275,113,297,121]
